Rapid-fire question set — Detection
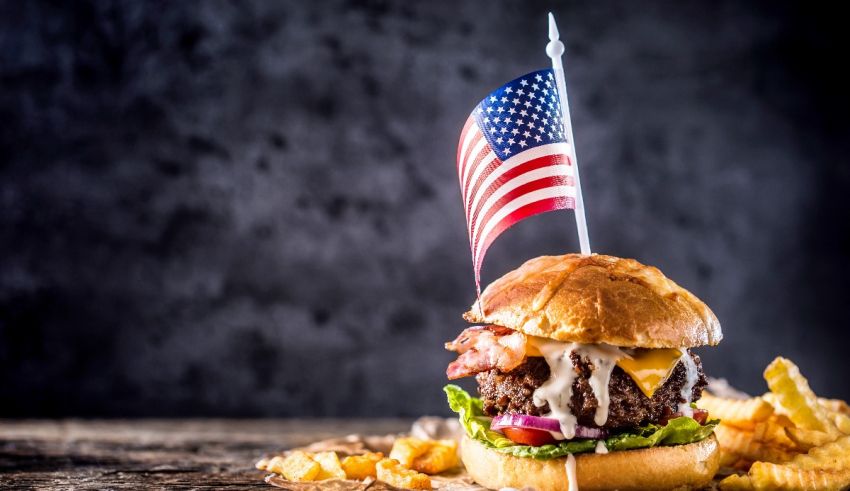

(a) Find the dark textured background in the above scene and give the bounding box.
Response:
[2,0,849,417]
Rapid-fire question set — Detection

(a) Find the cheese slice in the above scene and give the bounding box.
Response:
[616,348,682,398]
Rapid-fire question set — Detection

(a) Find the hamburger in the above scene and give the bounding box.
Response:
[443,254,723,491]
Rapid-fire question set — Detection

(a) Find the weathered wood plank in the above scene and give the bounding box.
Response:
[0,419,412,489]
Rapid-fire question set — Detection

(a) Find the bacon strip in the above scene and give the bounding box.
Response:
[445,325,527,379]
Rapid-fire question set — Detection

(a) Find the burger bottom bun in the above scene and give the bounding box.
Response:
[460,433,720,491]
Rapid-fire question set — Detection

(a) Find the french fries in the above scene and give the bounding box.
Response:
[411,440,459,474]
[376,458,432,490]
[257,437,454,488]
[389,437,434,467]
[713,356,850,490]
[714,424,795,465]
[818,398,850,416]
[763,357,837,435]
[340,451,384,480]
[262,451,322,482]
[312,451,346,480]
[700,393,773,429]
[389,437,459,474]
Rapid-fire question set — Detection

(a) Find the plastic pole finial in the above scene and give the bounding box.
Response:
[546,13,564,63]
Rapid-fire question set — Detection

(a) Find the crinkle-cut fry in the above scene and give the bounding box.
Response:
[341,452,384,480]
[753,416,796,448]
[829,411,850,435]
[790,434,850,472]
[749,461,850,490]
[714,425,797,465]
[700,393,774,429]
[389,437,433,467]
[411,440,459,474]
[764,357,837,435]
[376,458,432,490]
[785,427,837,451]
[312,451,346,480]
[268,452,322,482]
[818,398,850,416]
[719,473,754,490]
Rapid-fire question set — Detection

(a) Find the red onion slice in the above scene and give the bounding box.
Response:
[491,414,608,439]
[574,425,608,439]
[491,414,561,432]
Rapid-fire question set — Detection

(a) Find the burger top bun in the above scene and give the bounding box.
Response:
[464,254,722,348]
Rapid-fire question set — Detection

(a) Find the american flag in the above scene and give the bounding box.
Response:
[457,68,576,289]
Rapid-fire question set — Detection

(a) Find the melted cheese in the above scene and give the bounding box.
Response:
[615,348,682,398]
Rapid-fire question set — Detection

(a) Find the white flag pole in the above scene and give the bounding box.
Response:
[547,12,591,255]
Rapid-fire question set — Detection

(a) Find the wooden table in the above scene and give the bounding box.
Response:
[0,419,412,489]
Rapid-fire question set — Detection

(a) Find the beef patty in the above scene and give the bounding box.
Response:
[476,350,707,430]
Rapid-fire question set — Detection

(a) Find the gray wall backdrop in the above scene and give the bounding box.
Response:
[2,0,849,417]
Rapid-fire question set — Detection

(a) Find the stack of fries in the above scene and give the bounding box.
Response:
[256,437,458,490]
[702,356,850,490]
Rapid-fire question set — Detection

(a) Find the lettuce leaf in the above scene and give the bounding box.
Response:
[444,384,718,460]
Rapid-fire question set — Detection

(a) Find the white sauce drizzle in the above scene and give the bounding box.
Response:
[677,350,699,417]
[565,453,578,491]
[595,440,608,454]
[581,344,624,426]
[531,339,625,438]
[533,341,581,438]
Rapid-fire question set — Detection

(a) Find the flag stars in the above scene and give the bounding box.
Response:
[473,71,570,155]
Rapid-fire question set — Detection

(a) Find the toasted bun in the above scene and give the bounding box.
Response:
[464,254,722,348]
[460,434,721,491]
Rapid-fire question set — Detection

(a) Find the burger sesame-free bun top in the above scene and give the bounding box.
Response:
[463,254,722,348]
